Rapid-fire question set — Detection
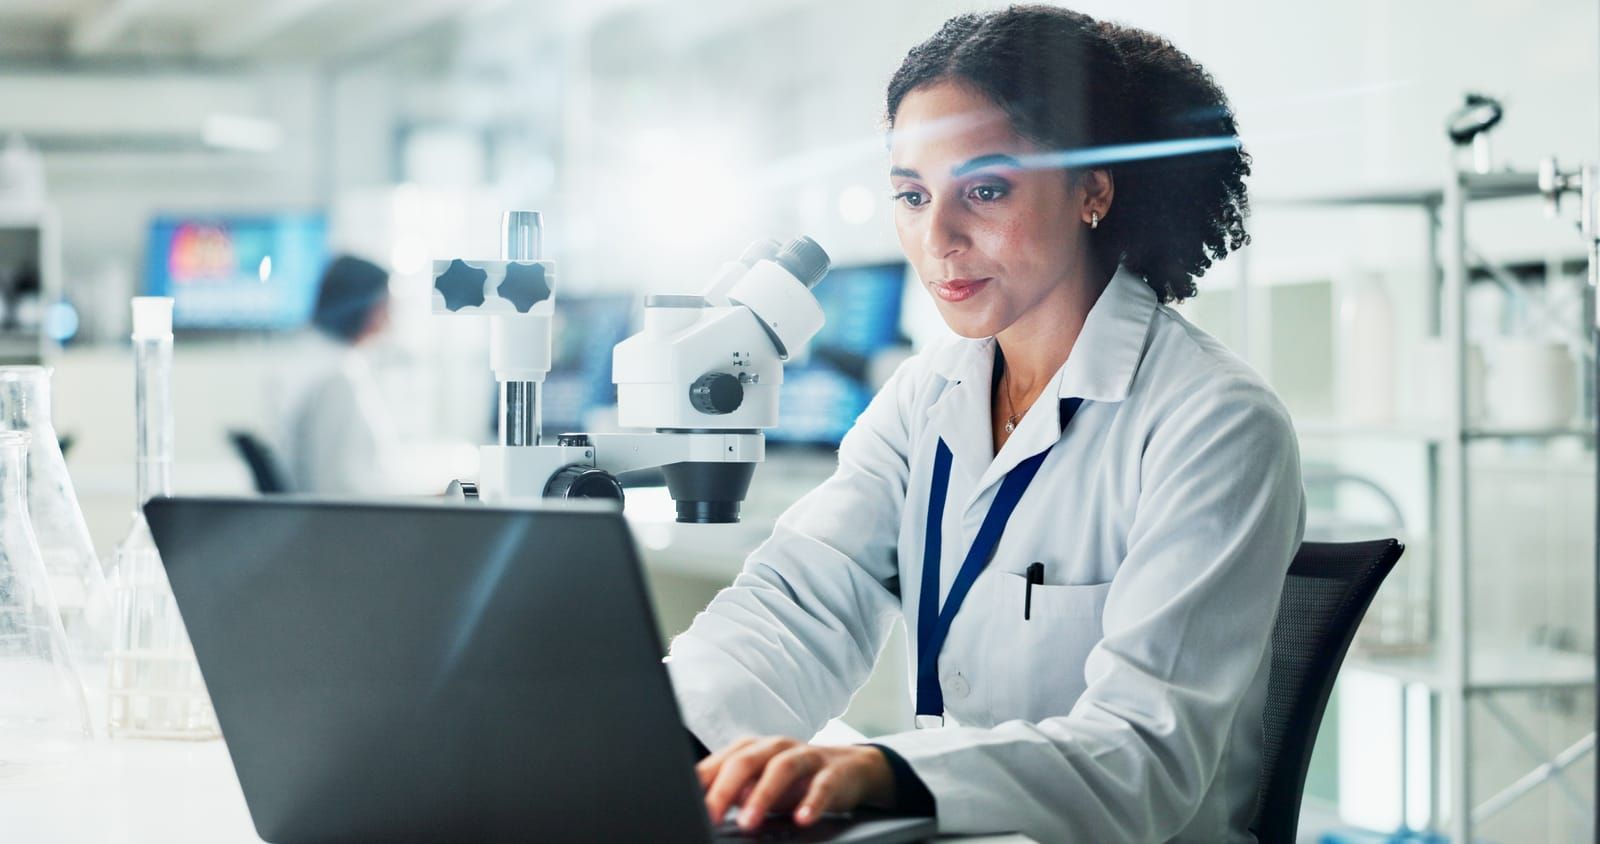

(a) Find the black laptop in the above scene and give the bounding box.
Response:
[145,496,935,844]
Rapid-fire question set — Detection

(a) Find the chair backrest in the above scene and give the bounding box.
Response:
[228,430,289,494]
[1250,538,1404,843]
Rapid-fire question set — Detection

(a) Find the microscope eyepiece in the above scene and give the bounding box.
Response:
[775,236,831,289]
[738,239,783,266]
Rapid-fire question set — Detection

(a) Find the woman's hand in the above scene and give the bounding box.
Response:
[697,737,895,830]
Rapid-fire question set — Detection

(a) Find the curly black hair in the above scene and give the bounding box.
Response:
[885,6,1251,303]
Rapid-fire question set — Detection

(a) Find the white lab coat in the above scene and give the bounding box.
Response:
[274,332,405,495]
[666,265,1307,842]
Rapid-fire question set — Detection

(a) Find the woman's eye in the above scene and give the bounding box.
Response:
[892,190,926,208]
[968,184,1008,202]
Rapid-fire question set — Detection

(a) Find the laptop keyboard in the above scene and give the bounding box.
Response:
[712,815,859,841]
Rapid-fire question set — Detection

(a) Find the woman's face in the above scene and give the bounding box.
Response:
[889,80,1086,340]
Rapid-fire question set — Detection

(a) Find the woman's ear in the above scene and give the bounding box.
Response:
[1080,168,1114,225]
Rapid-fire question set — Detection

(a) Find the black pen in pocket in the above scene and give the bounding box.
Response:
[1024,562,1044,620]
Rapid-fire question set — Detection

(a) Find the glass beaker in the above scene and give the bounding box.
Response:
[0,366,107,669]
[0,430,93,765]
[106,297,217,739]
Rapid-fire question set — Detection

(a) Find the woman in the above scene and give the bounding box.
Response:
[668,7,1305,841]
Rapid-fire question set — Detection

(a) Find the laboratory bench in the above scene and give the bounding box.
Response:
[1,736,1031,843]
[1,452,1025,842]
[2,663,1022,843]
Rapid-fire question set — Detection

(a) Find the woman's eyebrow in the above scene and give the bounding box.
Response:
[951,153,1021,176]
[891,153,1021,180]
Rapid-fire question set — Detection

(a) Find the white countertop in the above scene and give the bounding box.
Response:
[3,738,256,843]
[5,449,1029,842]
[1,735,1029,843]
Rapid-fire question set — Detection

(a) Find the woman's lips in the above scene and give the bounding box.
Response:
[931,277,992,303]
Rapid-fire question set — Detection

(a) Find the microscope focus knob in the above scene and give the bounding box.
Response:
[544,464,625,503]
[690,372,744,415]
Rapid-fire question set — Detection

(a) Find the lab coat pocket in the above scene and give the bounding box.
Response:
[987,573,1112,724]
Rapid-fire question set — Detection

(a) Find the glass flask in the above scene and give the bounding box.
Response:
[0,430,93,766]
[107,297,218,739]
[0,366,107,669]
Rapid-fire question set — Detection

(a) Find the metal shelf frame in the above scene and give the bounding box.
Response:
[1272,164,1600,841]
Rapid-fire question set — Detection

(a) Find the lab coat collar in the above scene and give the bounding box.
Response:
[923,340,1000,485]
[923,265,1158,497]
[1055,264,1157,404]
[923,265,1155,403]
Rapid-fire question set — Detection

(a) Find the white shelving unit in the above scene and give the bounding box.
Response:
[1286,167,1599,841]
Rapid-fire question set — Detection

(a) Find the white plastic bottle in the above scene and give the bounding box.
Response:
[1337,272,1396,427]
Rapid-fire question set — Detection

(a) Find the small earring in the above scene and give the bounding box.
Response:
[1089,211,1100,230]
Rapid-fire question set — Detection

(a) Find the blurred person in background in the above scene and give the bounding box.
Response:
[277,254,467,496]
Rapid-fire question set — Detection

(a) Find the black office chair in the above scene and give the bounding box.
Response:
[1250,538,1404,843]
[228,430,290,494]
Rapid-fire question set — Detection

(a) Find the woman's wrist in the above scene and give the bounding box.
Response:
[865,743,936,813]
[850,744,898,808]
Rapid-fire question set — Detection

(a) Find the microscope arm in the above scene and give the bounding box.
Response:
[586,431,764,475]
[479,431,763,503]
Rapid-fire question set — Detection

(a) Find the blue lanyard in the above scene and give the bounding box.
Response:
[915,397,1084,719]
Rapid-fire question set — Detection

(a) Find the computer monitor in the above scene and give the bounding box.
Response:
[144,213,329,331]
[537,294,637,435]
[768,262,910,446]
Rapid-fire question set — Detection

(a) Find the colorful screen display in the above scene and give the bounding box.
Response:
[145,213,328,330]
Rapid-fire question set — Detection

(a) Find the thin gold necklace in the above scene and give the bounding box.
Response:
[1001,369,1022,433]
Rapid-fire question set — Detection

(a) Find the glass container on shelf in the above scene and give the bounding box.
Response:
[106,297,217,739]
[0,366,106,668]
[1304,461,1431,656]
[0,430,93,763]
[1355,535,1433,656]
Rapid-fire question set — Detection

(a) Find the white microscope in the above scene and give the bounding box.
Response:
[433,211,830,523]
